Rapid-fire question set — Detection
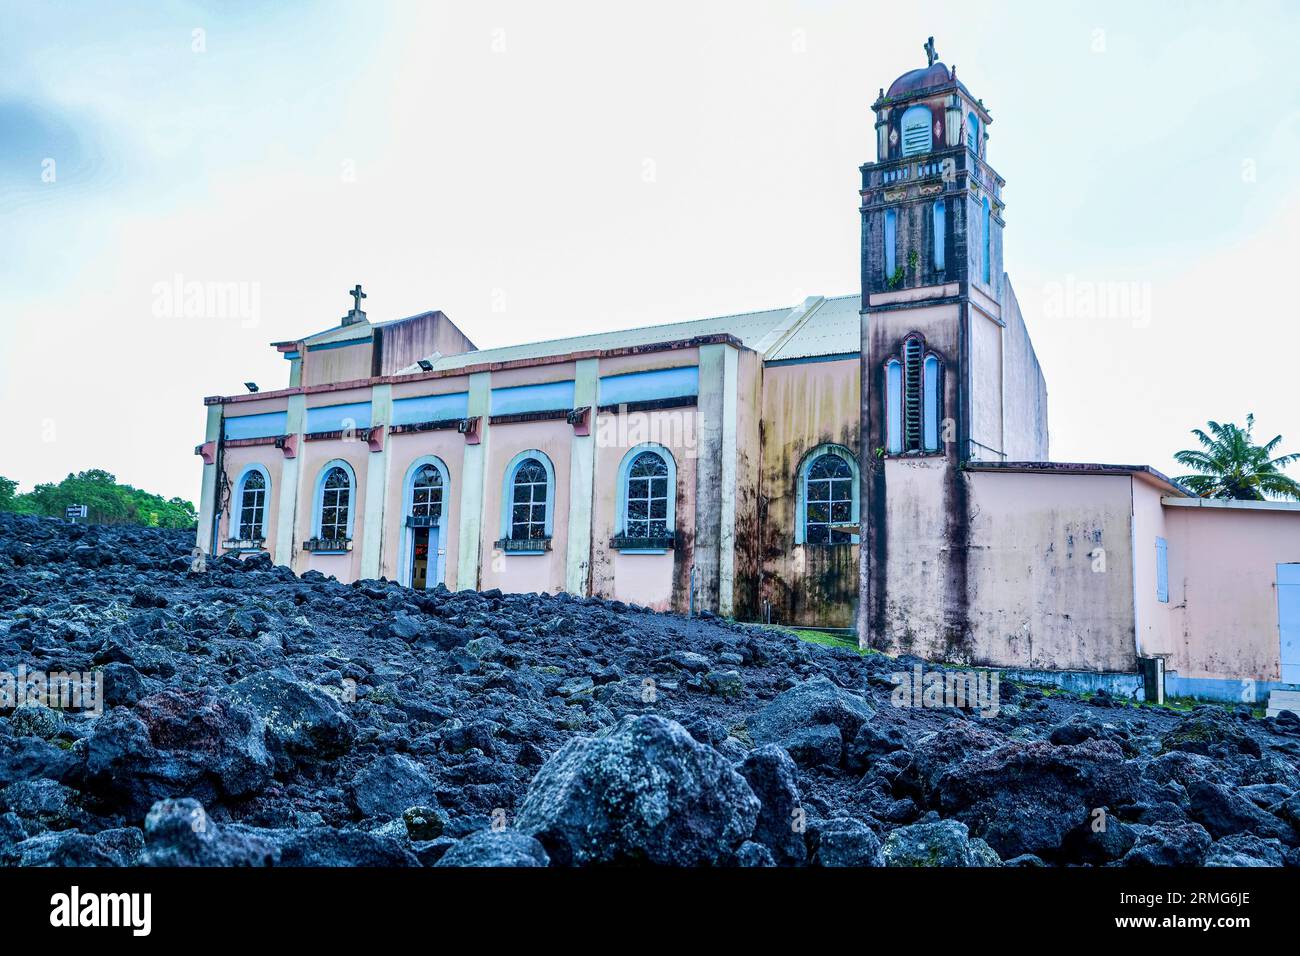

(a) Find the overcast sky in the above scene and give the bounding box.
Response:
[2,0,1298,503]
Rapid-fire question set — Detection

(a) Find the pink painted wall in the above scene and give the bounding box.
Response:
[294,438,370,581]
[478,420,572,595]
[1160,503,1300,682]
[589,407,700,610]
[216,445,284,559]
[380,431,467,589]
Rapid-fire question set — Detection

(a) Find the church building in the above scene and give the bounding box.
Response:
[196,41,1300,707]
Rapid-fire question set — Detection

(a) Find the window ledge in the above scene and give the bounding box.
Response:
[222,539,266,552]
[303,537,353,554]
[495,537,551,554]
[611,534,676,552]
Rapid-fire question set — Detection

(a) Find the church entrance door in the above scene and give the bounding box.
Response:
[410,527,435,590]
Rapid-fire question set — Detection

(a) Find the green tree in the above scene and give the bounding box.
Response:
[0,475,16,511]
[1174,414,1300,501]
[0,469,197,528]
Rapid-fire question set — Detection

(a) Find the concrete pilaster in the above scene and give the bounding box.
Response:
[565,358,599,596]
[359,384,392,579]
[456,371,492,591]
[274,394,306,568]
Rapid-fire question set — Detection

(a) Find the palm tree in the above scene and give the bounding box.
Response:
[1174,414,1300,501]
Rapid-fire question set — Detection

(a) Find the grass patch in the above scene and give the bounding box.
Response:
[767,626,881,656]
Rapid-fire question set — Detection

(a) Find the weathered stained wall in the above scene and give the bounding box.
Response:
[375,312,477,377]
[758,357,860,627]
[302,341,373,387]
[732,349,764,622]
[962,471,1138,672]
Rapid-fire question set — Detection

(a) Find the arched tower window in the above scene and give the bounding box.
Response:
[967,111,980,157]
[884,208,897,279]
[923,354,941,452]
[982,196,992,285]
[796,445,859,545]
[885,360,903,454]
[884,336,943,455]
[933,199,946,273]
[901,105,933,156]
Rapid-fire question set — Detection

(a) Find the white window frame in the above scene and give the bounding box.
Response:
[233,464,270,543]
[614,443,677,553]
[499,449,556,550]
[794,444,860,546]
[311,459,357,545]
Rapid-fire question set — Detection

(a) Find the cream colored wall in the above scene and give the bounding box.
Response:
[968,307,1004,460]
[999,280,1049,461]
[961,471,1138,672]
[391,375,471,400]
[1131,479,1171,660]
[303,343,373,387]
[880,457,952,651]
[1161,503,1300,682]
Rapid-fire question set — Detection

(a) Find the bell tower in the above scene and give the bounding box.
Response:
[857,39,1012,653]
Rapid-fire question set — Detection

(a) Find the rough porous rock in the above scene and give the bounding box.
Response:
[516,714,759,865]
[882,818,999,867]
[434,829,550,867]
[1,512,1297,867]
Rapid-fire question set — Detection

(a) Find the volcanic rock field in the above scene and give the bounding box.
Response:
[1,512,1299,867]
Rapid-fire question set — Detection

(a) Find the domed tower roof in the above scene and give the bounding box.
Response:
[886,62,952,98]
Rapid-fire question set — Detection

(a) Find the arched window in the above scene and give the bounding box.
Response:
[796,445,859,545]
[411,463,443,519]
[982,196,992,285]
[615,445,677,549]
[901,105,932,156]
[884,336,943,455]
[933,199,946,273]
[500,450,555,546]
[967,111,980,157]
[511,459,548,539]
[625,452,669,538]
[318,465,352,540]
[235,466,269,541]
[885,359,903,454]
[884,208,897,279]
[924,354,941,452]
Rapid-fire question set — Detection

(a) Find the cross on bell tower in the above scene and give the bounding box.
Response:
[343,283,368,326]
[924,36,937,67]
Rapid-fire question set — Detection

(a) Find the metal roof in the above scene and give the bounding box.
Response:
[394,295,860,375]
